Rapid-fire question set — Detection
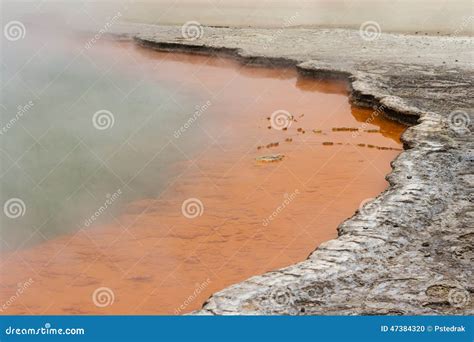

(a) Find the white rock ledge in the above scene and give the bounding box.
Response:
[109,24,473,315]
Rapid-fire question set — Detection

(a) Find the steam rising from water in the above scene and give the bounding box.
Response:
[3,0,473,35]
[0,0,471,251]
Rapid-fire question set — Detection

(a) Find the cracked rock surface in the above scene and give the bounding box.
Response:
[111,24,473,315]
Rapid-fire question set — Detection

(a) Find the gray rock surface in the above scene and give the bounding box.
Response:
[110,24,473,315]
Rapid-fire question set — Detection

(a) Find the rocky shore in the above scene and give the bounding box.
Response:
[111,24,473,314]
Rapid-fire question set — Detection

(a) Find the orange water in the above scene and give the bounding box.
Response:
[0,42,405,314]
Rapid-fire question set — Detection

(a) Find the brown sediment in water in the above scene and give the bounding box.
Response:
[332,127,359,132]
[0,41,406,315]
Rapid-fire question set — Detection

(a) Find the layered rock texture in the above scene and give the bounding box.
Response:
[111,24,473,314]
